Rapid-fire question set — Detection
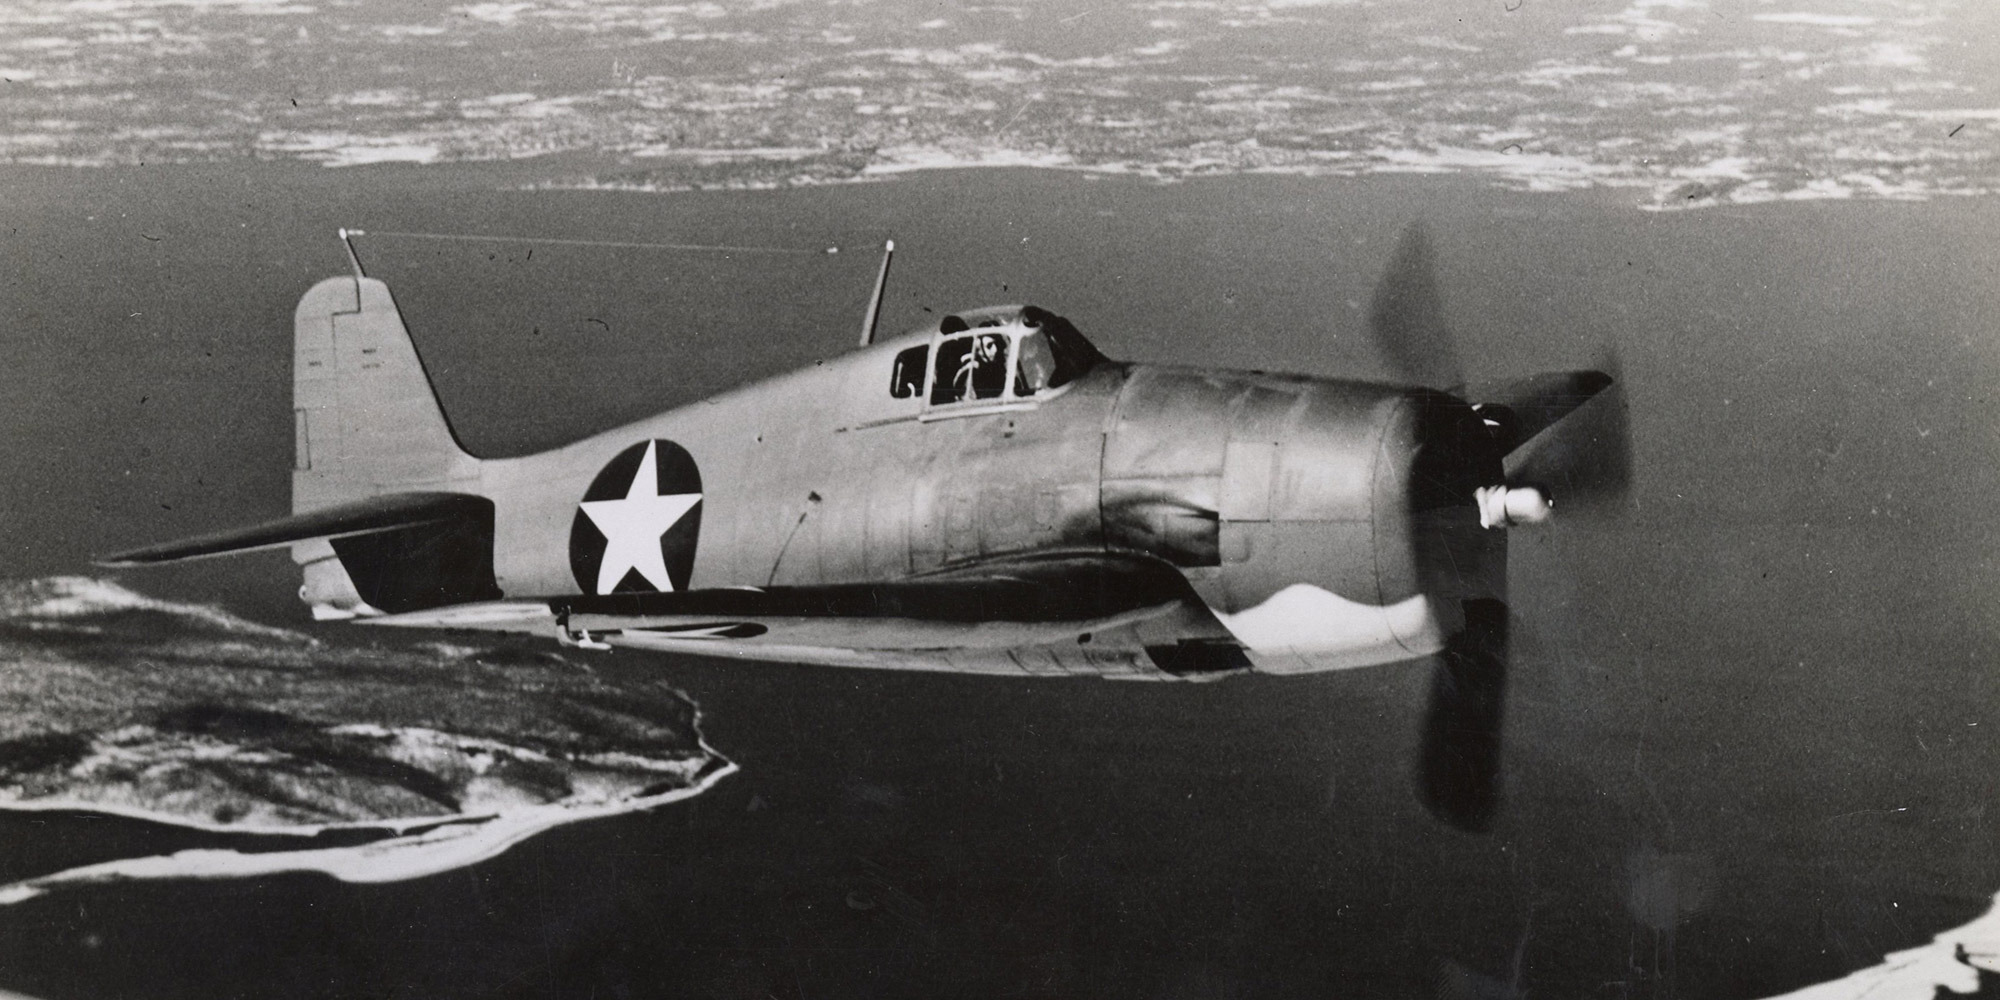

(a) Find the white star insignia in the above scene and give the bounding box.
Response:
[578,441,701,594]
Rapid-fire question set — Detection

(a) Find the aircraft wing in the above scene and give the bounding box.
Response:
[363,551,1250,680]
[96,492,490,565]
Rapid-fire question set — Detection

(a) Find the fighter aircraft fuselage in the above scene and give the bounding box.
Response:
[111,224,1617,689]
[473,337,1461,608]
[272,276,1511,677]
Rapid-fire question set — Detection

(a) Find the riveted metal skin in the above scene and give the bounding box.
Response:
[474,354,1485,613]
[1100,371,1502,613]
[474,307,1492,674]
[469,333,1495,675]
[402,298,1494,673]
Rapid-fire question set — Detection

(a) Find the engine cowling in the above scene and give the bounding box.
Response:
[1101,367,1504,673]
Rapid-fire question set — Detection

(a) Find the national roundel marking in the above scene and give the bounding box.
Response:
[568,440,703,595]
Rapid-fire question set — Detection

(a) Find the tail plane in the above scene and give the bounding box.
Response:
[292,275,478,509]
[101,266,501,618]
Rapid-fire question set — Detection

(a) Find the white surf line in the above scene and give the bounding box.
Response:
[1761,894,2000,999]
[0,759,739,906]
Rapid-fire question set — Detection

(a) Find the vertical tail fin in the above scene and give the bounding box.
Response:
[291,276,479,514]
[290,274,496,617]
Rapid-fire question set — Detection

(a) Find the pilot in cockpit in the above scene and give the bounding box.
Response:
[952,333,1008,401]
[921,307,1105,407]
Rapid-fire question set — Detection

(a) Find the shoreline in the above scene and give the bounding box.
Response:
[0,757,740,907]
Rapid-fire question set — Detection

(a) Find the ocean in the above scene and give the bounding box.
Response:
[0,160,1997,997]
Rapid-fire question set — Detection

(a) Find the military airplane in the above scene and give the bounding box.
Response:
[102,226,1629,829]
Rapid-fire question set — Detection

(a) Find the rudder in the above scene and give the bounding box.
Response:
[292,276,479,514]
[291,275,496,617]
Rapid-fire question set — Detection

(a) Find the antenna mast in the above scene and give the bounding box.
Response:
[337,228,367,279]
[858,239,895,347]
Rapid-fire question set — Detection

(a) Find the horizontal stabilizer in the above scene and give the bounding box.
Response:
[96,492,490,566]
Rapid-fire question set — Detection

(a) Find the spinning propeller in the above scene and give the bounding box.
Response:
[1364,223,1633,832]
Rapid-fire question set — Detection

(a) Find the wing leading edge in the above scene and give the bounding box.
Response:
[364,551,1252,681]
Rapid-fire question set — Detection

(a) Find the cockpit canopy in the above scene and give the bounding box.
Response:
[888,306,1106,410]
